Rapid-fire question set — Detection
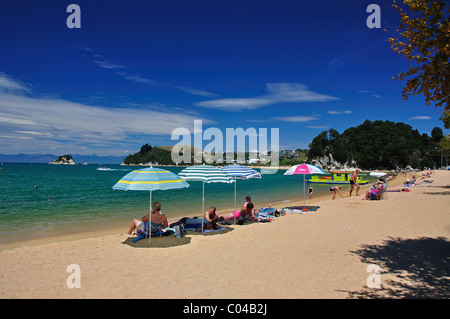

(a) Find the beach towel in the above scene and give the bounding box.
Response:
[283,206,320,213]
[132,229,174,243]
[187,226,226,233]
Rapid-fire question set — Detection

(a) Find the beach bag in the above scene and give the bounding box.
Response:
[237,216,245,225]
[136,221,148,237]
[174,224,186,238]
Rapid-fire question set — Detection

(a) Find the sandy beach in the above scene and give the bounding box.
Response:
[0,170,449,299]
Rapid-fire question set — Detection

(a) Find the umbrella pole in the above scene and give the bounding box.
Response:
[234,177,237,225]
[202,181,205,234]
[149,190,152,246]
[303,176,306,208]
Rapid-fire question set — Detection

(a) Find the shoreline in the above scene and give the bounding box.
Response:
[1,170,448,298]
[0,172,402,251]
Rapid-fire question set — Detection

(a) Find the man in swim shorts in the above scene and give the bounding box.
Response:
[349,169,360,197]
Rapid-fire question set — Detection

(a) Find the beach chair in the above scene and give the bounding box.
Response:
[371,183,387,200]
[256,207,276,223]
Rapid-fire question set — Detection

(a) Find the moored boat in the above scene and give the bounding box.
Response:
[307,171,369,185]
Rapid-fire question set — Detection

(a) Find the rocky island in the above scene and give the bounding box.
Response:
[49,155,76,165]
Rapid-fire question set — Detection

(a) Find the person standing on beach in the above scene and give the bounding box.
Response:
[308,185,313,199]
[349,169,360,196]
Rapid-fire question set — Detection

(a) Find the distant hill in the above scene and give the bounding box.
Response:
[0,153,124,164]
[123,144,203,165]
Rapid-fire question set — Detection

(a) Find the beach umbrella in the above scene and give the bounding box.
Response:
[112,167,189,246]
[178,164,234,233]
[284,164,325,208]
[221,164,262,224]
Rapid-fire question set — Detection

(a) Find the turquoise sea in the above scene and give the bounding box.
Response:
[0,163,377,244]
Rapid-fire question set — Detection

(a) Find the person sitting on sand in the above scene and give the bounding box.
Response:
[330,186,343,200]
[240,202,255,219]
[363,180,384,200]
[242,195,257,216]
[204,206,224,223]
[127,201,168,236]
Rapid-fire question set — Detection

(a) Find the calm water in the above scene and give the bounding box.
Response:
[0,163,375,243]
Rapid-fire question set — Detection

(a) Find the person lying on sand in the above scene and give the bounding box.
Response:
[386,187,410,192]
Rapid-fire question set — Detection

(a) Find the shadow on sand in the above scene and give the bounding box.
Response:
[346,236,450,298]
[122,226,233,248]
[122,235,192,248]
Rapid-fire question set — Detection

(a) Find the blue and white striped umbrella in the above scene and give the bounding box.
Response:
[113,167,189,191]
[178,165,233,232]
[113,167,189,245]
[221,164,262,180]
[222,164,262,223]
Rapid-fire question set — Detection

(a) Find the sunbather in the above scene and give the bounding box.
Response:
[204,206,224,223]
[242,195,257,215]
[363,181,384,200]
[127,201,169,235]
[386,187,410,192]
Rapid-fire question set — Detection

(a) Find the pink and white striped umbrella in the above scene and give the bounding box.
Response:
[284,164,326,208]
[284,164,326,175]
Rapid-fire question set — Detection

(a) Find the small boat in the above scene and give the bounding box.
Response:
[97,167,112,171]
[307,171,369,185]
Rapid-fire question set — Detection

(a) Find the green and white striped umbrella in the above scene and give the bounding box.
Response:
[113,167,189,245]
[178,164,234,232]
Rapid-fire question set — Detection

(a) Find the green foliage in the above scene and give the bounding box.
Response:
[389,0,449,127]
[56,155,72,162]
[307,120,443,169]
[123,145,175,165]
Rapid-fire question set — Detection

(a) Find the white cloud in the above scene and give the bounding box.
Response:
[115,71,162,86]
[195,83,338,111]
[196,98,273,110]
[72,46,217,97]
[358,90,381,98]
[0,72,31,93]
[328,110,352,115]
[272,116,319,123]
[94,60,126,70]
[0,73,211,155]
[409,116,431,120]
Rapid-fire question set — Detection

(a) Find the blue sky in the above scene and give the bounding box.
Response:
[0,0,447,157]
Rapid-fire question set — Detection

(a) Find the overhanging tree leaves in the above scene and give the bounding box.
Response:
[389,0,450,128]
